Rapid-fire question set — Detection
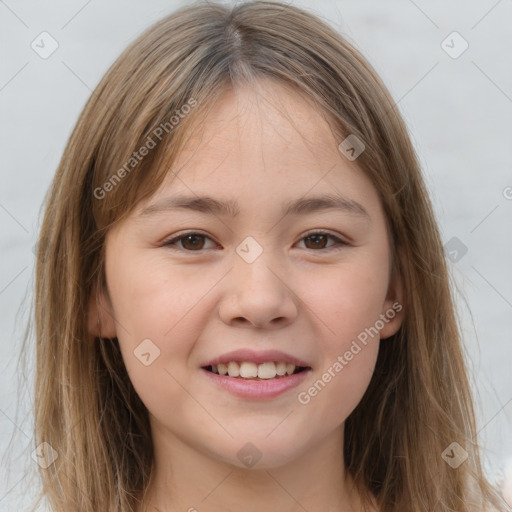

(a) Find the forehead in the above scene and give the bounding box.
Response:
[133,79,382,222]
[183,80,338,162]
[165,83,339,174]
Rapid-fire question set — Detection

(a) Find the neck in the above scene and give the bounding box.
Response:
[138,422,371,512]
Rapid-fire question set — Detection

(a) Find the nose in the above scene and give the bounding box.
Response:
[218,250,299,330]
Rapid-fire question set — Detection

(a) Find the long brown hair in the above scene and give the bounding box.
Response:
[20,1,509,510]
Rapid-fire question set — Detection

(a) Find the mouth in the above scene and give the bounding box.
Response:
[203,361,311,380]
[200,349,313,398]
[201,360,312,399]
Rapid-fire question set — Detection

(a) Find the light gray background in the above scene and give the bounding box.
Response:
[1,0,511,510]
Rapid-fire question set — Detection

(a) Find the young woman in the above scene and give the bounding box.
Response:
[27,1,510,511]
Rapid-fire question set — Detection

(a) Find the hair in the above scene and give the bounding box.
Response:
[18,0,509,511]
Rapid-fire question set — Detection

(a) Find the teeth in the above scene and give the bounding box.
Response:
[276,362,287,376]
[239,362,258,378]
[227,361,240,377]
[257,362,276,379]
[209,361,301,379]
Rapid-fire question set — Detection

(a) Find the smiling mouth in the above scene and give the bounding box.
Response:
[203,361,310,380]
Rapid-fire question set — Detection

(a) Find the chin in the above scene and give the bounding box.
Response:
[219,435,313,471]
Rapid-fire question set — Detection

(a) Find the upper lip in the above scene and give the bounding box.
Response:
[201,349,311,368]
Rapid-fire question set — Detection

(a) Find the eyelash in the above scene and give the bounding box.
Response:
[161,230,348,253]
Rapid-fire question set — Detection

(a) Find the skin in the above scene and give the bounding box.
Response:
[89,79,404,512]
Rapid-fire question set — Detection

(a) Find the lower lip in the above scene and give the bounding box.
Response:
[201,368,311,399]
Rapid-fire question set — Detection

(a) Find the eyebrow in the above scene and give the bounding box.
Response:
[139,193,371,221]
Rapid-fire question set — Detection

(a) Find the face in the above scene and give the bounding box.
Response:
[90,80,403,470]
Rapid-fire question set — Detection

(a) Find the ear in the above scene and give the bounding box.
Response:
[379,260,405,340]
[87,281,117,338]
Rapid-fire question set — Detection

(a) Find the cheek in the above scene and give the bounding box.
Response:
[291,251,386,420]
[108,253,219,343]
[299,348,379,440]
[295,318,380,433]
[300,250,390,350]
[105,255,220,403]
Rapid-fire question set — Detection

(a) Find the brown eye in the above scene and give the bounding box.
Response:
[163,233,216,251]
[163,231,346,253]
[180,234,206,250]
[298,232,346,251]
[303,234,329,250]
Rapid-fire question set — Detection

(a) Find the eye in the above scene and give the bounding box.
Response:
[162,230,347,252]
[296,230,347,251]
[162,232,217,251]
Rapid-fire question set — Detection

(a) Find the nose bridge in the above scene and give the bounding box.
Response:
[233,234,284,294]
[218,235,298,328]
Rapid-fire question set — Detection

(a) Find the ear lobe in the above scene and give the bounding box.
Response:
[87,283,117,338]
[379,264,405,340]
